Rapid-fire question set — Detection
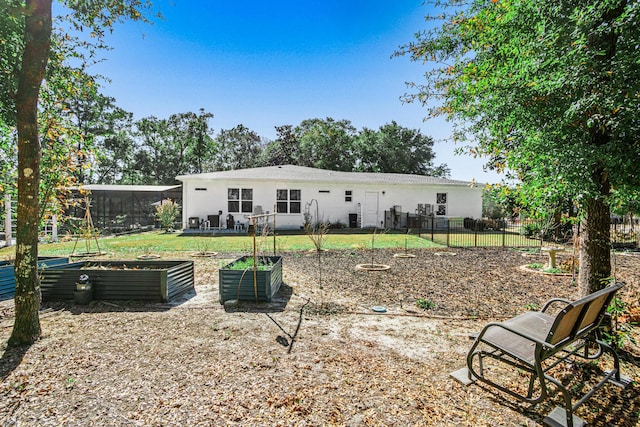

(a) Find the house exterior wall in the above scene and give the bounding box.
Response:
[180,177,482,230]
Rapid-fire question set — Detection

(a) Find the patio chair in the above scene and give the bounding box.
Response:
[451,282,631,427]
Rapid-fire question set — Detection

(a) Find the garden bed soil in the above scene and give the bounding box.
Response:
[0,247,639,426]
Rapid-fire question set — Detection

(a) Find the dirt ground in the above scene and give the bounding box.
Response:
[0,247,639,426]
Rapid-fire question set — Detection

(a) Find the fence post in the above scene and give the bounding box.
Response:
[431,216,434,242]
[502,218,506,247]
[4,193,12,247]
[611,220,616,246]
[446,219,450,247]
[474,220,478,247]
[52,214,58,242]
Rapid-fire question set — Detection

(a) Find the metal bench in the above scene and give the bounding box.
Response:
[451,282,631,427]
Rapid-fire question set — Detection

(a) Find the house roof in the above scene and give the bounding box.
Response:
[176,165,479,187]
[73,184,181,192]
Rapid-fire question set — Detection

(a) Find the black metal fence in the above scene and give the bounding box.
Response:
[412,217,546,247]
[386,213,638,248]
[610,219,640,247]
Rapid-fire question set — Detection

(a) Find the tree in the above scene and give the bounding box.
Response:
[3,8,132,209]
[37,39,116,216]
[263,120,449,176]
[355,121,449,176]
[92,104,136,184]
[295,117,357,171]
[166,109,216,174]
[187,108,215,174]
[55,71,100,183]
[56,75,135,184]
[12,0,52,347]
[262,124,300,166]
[0,1,20,202]
[123,110,216,184]
[399,0,640,295]
[0,122,17,195]
[0,0,23,125]
[214,124,264,170]
[8,0,154,346]
[134,114,186,184]
[134,116,175,184]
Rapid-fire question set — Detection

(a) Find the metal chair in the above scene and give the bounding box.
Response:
[451,282,631,427]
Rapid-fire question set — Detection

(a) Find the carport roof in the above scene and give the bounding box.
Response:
[176,165,478,186]
[71,184,181,192]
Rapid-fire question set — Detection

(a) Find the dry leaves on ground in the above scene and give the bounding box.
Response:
[0,247,638,426]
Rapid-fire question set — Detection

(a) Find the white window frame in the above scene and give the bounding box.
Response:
[276,189,301,214]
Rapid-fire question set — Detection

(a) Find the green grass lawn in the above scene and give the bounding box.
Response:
[0,228,543,260]
[0,230,444,259]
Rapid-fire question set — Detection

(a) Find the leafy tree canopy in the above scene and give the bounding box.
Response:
[398,0,640,293]
[0,0,24,125]
[294,117,357,171]
[398,0,640,209]
[355,121,449,176]
[262,125,299,167]
[259,118,448,176]
[213,124,263,171]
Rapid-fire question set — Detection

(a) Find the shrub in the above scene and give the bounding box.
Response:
[156,199,180,230]
[521,222,546,239]
[416,298,436,310]
[521,221,572,242]
[463,217,474,229]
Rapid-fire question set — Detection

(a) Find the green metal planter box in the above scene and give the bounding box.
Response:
[40,260,194,303]
[219,256,282,304]
[0,257,70,301]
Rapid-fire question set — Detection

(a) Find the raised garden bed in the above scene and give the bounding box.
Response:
[219,256,282,304]
[40,260,194,303]
[0,257,70,301]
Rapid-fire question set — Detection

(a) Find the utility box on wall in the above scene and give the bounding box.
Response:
[417,204,433,216]
[188,217,200,229]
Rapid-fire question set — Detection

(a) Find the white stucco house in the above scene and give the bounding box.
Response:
[176,165,483,230]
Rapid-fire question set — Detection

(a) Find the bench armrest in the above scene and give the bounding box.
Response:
[540,297,572,313]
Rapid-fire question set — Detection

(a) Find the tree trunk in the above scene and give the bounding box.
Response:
[578,172,612,297]
[8,0,52,347]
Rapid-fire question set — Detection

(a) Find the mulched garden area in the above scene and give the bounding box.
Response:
[0,247,638,426]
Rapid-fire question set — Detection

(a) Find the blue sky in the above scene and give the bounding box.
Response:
[71,0,502,183]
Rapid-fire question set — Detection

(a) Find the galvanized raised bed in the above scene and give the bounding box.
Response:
[40,260,194,303]
[219,256,282,304]
[0,257,70,301]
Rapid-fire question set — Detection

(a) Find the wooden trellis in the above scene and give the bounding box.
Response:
[247,211,278,300]
[70,196,104,257]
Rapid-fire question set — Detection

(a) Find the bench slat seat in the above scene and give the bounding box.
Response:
[481,311,555,365]
[450,282,631,427]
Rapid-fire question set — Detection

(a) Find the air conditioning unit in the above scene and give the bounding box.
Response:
[417,203,433,216]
